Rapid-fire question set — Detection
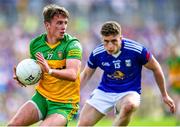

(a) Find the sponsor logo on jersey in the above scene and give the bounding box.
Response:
[102,62,110,66]
[107,71,125,80]
[113,71,125,79]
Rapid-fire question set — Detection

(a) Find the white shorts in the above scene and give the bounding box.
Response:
[86,89,140,115]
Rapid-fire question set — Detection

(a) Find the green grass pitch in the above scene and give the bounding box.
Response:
[68,116,177,126]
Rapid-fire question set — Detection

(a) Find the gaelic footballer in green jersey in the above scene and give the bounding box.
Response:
[30,33,82,103]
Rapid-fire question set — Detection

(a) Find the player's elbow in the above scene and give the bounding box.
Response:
[69,71,78,81]
[69,76,77,81]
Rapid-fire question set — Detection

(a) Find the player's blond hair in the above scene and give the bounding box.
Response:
[101,21,122,36]
[43,4,69,22]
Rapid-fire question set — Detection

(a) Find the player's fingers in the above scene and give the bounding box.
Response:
[36,52,41,57]
[36,54,43,61]
[13,66,16,73]
[166,100,175,113]
[13,78,26,87]
[13,66,21,83]
[36,59,45,66]
[13,75,17,80]
[36,52,44,59]
[170,106,175,114]
[18,82,27,87]
[13,66,17,77]
[13,74,26,87]
[36,55,46,64]
[36,60,48,73]
[170,102,175,113]
[171,107,175,114]
[166,101,172,107]
[36,54,42,60]
[36,52,42,56]
[16,78,27,87]
[38,62,45,72]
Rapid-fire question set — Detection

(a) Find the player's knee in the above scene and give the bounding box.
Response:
[122,102,139,114]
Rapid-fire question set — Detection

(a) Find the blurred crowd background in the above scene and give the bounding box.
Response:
[0,0,180,124]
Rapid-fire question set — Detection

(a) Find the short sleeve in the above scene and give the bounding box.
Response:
[139,47,152,65]
[87,52,98,69]
[66,41,82,60]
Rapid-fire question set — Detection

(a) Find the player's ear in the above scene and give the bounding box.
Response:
[120,35,122,40]
[44,22,50,29]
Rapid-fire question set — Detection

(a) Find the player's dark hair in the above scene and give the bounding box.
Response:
[101,21,121,36]
[43,4,69,22]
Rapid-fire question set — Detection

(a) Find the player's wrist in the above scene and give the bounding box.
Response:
[48,69,53,75]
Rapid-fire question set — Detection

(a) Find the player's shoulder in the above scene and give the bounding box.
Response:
[92,43,106,57]
[64,33,79,43]
[30,33,46,47]
[122,38,144,54]
[64,34,82,51]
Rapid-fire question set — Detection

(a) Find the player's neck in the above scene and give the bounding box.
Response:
[112,45,121,57]
[112,50,121,58]
[46,34,60,44]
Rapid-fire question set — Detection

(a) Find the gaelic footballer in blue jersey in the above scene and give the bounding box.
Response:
[88,39,151,94]
[78,21,175,126]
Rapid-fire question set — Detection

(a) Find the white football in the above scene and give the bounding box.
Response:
[16,59,42,85]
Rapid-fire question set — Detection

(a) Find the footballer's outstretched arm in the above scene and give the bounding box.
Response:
[144,55,175,113]
[144,56,167,96]
[80,65,96,89]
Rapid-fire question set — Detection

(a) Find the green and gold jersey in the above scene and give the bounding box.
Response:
[29,33,82,103]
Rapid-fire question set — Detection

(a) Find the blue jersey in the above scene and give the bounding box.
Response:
[87,38,152,94]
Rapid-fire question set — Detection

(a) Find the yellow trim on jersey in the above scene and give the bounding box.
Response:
[47,59,66,69]
[46,41,61,49]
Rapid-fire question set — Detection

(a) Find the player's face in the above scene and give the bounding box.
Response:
[45,14,68,40]
[102,34,122,55]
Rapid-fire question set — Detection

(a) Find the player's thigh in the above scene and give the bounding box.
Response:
[46,101,79,125]
[31,91,48,120]
[116,92,140,112]
[78,103,104,126]
[40,113,67,126]
[8,101,39,126]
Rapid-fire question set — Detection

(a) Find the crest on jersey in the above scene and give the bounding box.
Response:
[58,51,63,59]
[125,59,131,67]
